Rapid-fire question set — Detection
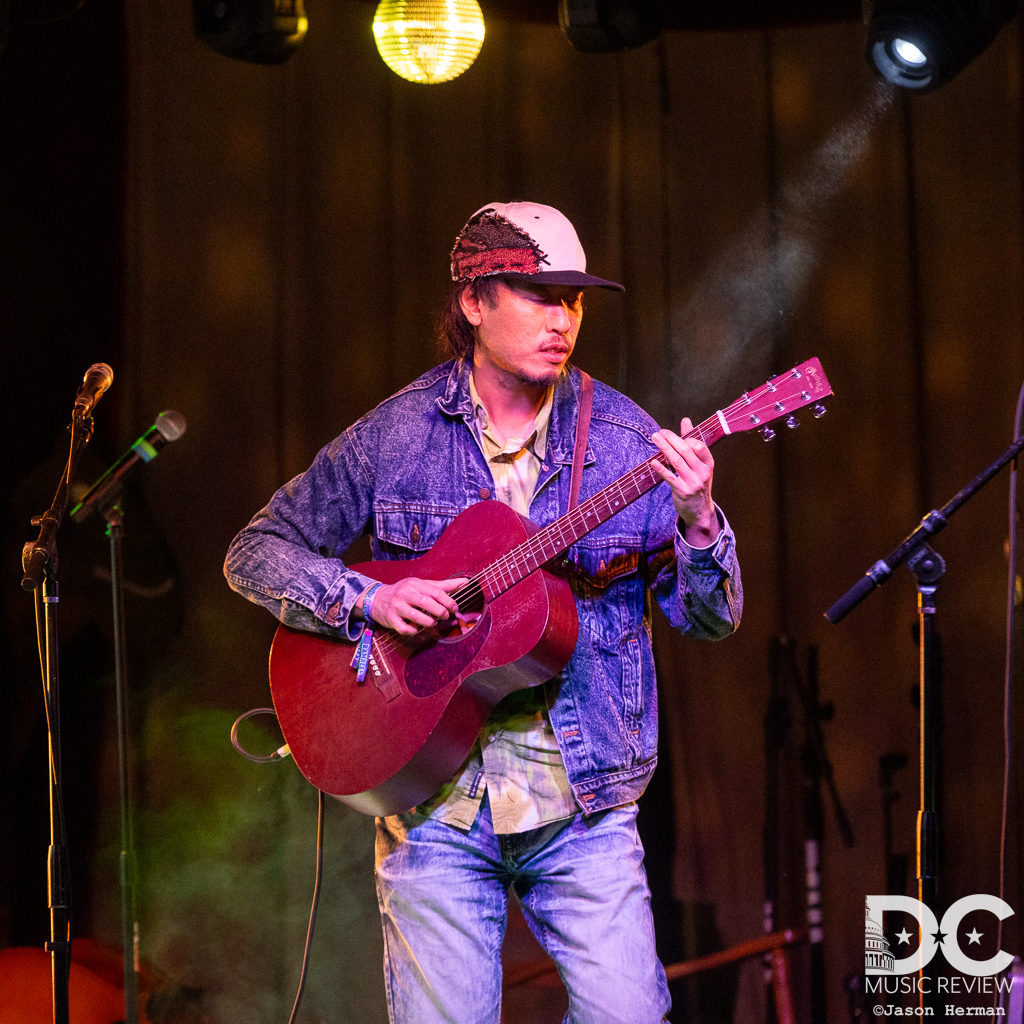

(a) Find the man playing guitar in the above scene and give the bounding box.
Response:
[224,201,744,1024]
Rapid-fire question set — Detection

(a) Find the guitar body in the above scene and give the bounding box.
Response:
[268,500,579,816]
[263,357,833,817]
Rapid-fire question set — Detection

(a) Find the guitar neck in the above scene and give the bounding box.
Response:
[464,357,831,605]
[478,415,724,600]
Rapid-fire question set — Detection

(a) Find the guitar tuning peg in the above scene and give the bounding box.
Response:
[812,403,827,419]
[761,426,776,441]
[785,415,800,429]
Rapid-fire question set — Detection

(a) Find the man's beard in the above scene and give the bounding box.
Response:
[507,362,567,390]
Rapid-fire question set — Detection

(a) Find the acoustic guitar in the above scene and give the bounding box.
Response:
[267,358,833,815]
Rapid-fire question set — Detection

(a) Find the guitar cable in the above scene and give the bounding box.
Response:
[230,707,324,1024]
[284,787,325,1024]
[230,706,291,762]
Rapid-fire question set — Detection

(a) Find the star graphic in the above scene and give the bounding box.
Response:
[932,929,946,946]
[965,928,983,945]
[895,928,913,945]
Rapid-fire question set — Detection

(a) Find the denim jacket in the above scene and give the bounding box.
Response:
[224,360,742,814]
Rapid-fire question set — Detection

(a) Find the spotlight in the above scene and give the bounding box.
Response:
[558,0,665,53]
[195,0,308,64]
[864,0,1018,91]
[372,0,486,84]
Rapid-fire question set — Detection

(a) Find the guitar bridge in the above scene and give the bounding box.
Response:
[367,642,402,702]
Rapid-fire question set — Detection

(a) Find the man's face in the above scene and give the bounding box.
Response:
[463,278,584,389]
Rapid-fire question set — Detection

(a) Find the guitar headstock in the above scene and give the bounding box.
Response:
[721,357,833,440]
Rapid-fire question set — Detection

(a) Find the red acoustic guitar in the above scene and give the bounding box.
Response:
[267,358,833,815]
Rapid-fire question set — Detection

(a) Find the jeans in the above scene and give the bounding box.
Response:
[374,796,670,1024]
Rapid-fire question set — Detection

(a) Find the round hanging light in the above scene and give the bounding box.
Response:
[373,0,486,84]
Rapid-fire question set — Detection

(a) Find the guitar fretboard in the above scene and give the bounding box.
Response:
[454,357,830,611]
[465,415,723,606]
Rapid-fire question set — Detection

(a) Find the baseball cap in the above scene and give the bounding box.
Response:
[450,201,625,292]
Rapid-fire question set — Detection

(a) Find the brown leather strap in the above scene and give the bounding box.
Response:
[568,371,593,511]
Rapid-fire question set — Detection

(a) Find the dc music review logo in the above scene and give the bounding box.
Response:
[865,895,1014,978]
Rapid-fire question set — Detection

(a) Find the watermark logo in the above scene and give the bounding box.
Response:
[865,894,1014,977]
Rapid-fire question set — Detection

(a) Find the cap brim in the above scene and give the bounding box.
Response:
[517,269,625,293]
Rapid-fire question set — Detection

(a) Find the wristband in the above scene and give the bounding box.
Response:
[351,583,383,684]
[361,582,383,625]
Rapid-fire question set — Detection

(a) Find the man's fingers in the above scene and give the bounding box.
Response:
[372,576,469,634]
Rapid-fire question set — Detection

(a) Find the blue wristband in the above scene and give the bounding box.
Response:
[362,582,383,625]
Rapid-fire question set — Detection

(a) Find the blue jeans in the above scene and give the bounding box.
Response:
[374,797,670,1024]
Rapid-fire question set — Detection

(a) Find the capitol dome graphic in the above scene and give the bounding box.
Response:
[865,901,895,973]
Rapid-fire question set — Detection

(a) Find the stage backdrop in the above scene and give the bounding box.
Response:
[2,3,1023,1022]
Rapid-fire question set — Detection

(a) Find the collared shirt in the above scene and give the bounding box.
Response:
[414,374,578,834]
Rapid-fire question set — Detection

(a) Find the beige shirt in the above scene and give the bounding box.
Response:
[412,374,577,834]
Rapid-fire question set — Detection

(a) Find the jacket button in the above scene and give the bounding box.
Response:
[410,524,421,543]
[479,487,491,499]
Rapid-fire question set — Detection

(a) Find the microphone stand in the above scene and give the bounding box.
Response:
[826,432,1024,1011]
[763,637,791,1024]
[907,543,944,922]
[825,433,1024,624]
[21,411,98,1024]
[104,497,141,1024]
[771,637,855,1024]
[68,411,186,1024]
[797,642,856,1024]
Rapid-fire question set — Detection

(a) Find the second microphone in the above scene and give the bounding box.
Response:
[71,410,187,523]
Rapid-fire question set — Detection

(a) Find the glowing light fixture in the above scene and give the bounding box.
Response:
[892,37,928,66]
[864,0,1018,91]
[373,0,486,84]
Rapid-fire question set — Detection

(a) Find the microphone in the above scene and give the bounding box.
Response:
[73,362,114,418]
[70,410,187,522]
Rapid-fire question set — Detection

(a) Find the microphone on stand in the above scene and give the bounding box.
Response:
[73,363,114,419]
[20,363,117,589]
[71,410,187,522]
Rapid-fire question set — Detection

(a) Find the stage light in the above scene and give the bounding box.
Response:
[864,0,1018,91]
[893,37,929,64]
[194,0,308,64]
[557,0,665,53]
[372,0,486,84]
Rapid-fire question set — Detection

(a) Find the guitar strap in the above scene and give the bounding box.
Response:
[568,370,593,511]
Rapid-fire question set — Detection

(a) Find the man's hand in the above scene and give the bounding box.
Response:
[651,417,719,547]
[359,576,468,635]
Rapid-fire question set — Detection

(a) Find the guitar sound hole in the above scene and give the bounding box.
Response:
[404,606,491,698]
[457,589,485,616]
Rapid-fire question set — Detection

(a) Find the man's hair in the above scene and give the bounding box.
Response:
[436,275,503,360]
